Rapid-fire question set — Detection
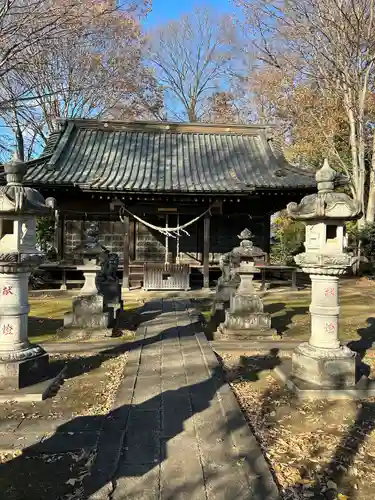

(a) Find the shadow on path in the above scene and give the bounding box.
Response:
[217,348,281,383]
[0,299,281,500]
[348,317,375,358]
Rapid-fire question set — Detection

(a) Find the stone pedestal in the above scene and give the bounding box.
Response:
[64,295,112,330]
[290,270,357,389]
[61,264,121,339]
[216,264,274,339]
[292,343,356,388]
[0,261,55,391]
[97,278,122,319]
[0,349,50,391]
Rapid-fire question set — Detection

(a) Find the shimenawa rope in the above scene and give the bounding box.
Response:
[119,205,212,238]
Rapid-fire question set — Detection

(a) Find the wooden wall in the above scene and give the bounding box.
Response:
[60,213,271,265]
[39,187,307,266]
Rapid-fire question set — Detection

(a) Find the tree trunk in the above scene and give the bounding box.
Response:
[366,132,375,223]
[188,106,197,122]
[15,120,24,162]
[344,90,364,226]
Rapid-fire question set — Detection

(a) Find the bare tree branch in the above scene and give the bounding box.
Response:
[146,6,241,122]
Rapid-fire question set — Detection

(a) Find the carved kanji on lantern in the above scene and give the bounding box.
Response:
[2,324,13,335]
[2,286,13,296]
[324,287,335,297]
[324,322,335,334]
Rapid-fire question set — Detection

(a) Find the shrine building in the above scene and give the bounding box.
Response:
[9,119,316,289]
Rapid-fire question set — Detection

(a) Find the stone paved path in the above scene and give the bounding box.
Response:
[86,299,279,500]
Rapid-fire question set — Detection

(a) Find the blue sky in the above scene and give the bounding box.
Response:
[144,0,233,26]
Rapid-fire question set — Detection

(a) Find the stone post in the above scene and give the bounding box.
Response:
[78,265,101,296]
[309,275,340,349]
[0,272,30,356]
[0,156,58,392]
[286,159,362,390]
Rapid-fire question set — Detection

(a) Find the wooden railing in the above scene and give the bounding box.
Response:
[143,263,190,291]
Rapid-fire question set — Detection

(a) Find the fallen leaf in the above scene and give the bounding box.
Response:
[297,479,314,485]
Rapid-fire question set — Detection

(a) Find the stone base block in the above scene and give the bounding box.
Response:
[222,311,272,331]
[214,327,277,340]
[215,310,274,339]
[292,343,356,388]
[64,294,123,331]
[63,293,118,331]
[275,358,375,400]
[0,351,50,391]
[0,363,66,402]
[58,327,114,341]
[215,322,276,340]
[64,310,111,329]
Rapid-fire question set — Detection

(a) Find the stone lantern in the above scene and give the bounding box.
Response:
[216,229,275,339]
[286,159,362,390]
[0,155,58,394]
[62,221,121,338]
[76,221,106,295]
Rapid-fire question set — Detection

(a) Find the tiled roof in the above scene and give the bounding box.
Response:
[23,120,315,193]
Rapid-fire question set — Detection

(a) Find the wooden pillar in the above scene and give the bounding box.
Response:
[262,215,271,263]
[60,268,67,291]
[122,215,130,291]
[59,214,67,290]
[165,214,169,264]
[264,215,271,255]
[53,209,59,258]
[129,219,135,261]
[59,214,65,261]
[203,214,210,288]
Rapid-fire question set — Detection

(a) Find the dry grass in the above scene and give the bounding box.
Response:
[262,279,375,341]
[0,350,127,499]
[29,295,73,343]
[0,350,126,433]
[28,293,142,343]
[221,352,375,500]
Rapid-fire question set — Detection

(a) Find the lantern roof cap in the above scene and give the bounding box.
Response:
[232,228,266,258]
[286,159,362,221]
[0,154,54,215]
[315,159,336,191]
